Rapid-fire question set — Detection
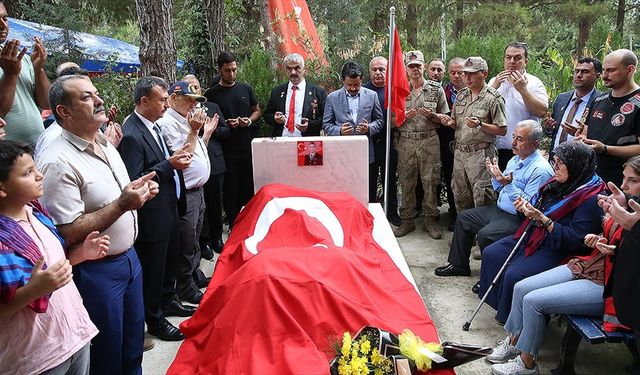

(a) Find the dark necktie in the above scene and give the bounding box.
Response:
[559,98,583,143]
[153,124,181,198]
[286,85,298,133]
[450,87,457,105]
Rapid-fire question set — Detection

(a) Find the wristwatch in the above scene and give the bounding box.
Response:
[476,120,483,128]
[247,118,253,125]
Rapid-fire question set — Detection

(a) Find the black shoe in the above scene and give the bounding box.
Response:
[163,299,196,317]
[471,281,480,294]
[387,215,401,227]
[200,242,214,261]
[193,269,210,289]
[147,318,185,341]
[212,238,224,254]
[434,263,471,277]
[195,276,211,289]
[180,290,204,305]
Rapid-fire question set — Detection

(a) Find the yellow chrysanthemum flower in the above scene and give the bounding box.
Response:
[360,339,371,355]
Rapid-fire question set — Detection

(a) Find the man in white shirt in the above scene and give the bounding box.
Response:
[157,81,216,305]
[490,42,548,170]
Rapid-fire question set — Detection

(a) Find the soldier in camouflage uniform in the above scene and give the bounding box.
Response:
[393,50,450,239]
[442,57,507,212]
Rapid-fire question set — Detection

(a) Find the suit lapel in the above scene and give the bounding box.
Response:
[133,116,165,161]
[278,83,288,112]
[356,90,368,124]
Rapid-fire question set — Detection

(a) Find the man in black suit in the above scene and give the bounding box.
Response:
[543,57,602,153]
[303,141,323,165]
[118,76,194,341]
[264,53,327,137]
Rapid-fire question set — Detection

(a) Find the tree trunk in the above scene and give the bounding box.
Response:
[616,0,625,36]
[135,0,177,82]
[405,0,417,48]
[2,0,15,16]
[576,17,590,57]
[257,0,278,70]
[203,0,225,86]
[453,0,464,39]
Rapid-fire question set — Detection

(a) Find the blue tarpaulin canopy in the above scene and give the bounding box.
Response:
[7,18,183,73]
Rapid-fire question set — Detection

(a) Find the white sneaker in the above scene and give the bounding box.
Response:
[486,337,518,364]
[491,356,539,375]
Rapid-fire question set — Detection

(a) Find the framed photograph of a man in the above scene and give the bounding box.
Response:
[297,141,323,166]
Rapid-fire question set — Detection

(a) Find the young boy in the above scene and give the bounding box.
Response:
[0,140,109,374]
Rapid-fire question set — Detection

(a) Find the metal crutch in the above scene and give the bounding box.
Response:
[462,220,535,331]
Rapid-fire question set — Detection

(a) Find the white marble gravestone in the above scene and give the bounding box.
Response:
[251,136,369,205]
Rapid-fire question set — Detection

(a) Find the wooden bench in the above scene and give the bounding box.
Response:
[552,315,637,375]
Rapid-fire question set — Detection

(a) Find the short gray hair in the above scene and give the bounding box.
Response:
[369,56,387,68]
[283,53,304,69]
[49,75,90,125]
[516,119,543,144]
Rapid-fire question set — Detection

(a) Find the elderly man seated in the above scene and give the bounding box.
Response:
[435,120,553,279]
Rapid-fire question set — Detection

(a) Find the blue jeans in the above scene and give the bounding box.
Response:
[504,265,604,356]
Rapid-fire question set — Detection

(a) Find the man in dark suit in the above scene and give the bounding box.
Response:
[543,57,602,153]
[264,53,327,137]
[303,141,323,165]
[118,76,194,341]
[323,61,384,167]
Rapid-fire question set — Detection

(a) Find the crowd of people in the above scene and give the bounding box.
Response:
[2,1,640,372]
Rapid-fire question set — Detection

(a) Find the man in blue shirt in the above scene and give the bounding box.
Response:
[435,119,553,277]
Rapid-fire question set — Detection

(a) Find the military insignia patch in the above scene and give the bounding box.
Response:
[592,110,605,119]
[621,102,635,115]
[611,113,625,127]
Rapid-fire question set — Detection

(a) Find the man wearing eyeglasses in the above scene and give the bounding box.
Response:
[490,42,548,170]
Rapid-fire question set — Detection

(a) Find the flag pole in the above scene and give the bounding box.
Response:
[383,6,395,217]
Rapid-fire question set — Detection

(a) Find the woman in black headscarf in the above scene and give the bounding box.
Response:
[478,141,606,324]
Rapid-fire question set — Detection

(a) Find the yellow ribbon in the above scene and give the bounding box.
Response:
[398,329,443,371]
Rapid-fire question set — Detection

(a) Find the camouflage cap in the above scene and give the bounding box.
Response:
[462,57,488,72]
[405,50,425,66]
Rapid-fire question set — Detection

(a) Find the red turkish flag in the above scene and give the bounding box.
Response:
[268,0,329,67]
[168,184,453,375]
[385,28,410,127]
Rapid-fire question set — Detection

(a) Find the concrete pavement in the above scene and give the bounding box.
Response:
[141,209,631,374]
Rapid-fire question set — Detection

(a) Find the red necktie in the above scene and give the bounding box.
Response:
[286,85,298,133]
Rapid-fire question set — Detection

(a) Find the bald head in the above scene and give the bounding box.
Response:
[602,49,638,90]
[55,62,85,78]
[607,49,638,67]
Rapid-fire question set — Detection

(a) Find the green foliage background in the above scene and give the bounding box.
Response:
[10,0,640,127]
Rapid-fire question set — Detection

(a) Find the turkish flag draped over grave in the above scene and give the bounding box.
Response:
[386,27,410,127]
[268,0,329,67]
[168,184,453,375]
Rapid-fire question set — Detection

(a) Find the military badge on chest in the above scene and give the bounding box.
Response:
[611,113,625,127]
[311,97,318,119]
[620,102,635,115]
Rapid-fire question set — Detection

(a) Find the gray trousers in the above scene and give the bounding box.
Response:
[176,187,206,297]
[40,343,90,375]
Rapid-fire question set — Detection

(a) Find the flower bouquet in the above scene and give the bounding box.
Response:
[329,326,445,375]
[329,326,493,374]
